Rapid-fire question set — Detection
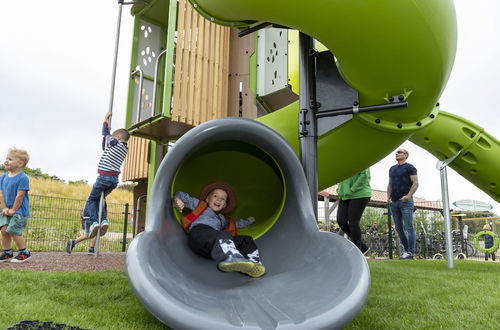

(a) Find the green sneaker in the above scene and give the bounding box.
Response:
[218,256,266,278]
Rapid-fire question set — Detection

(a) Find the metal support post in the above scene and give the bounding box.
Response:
[95,192,105,257]
[439,164,454,268]
[122,203,129,252]
[134,194,147,237]
[437,150,461,268]
[107,1,124,118]
[324,198,330,231]
[298,33,319,217]
[387,205,393,259]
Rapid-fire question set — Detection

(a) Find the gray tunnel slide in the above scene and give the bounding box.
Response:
[126,118,370,329]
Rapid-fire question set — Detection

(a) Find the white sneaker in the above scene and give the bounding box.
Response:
[400,252,414,259]
[89,222,100,238]
[100,220,109,236]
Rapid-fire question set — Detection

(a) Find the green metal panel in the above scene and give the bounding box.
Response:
[160,0,178,118]
[125,17,141,128]
[146,140,159,202]
[131,0,169,26]
[125,0,193,142]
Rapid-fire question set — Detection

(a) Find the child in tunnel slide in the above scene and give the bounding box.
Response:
[174,181,265,278]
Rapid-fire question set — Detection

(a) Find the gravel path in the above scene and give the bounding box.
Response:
[0,252,126,272]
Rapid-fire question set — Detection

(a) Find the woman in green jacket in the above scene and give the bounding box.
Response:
[336,168,371,253]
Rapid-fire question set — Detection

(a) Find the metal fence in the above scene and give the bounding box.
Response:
[319,202,499,262]
[24,195,131,252]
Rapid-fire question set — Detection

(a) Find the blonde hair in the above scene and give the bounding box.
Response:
[112,128,130,142]
[483,224,491,231]
[8,148,30,167]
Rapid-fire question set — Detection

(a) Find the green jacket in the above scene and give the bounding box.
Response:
[337,168,372,200]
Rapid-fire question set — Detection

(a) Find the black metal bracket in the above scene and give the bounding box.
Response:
[316,99,408,118]
[238,22,291,38]
[313,51,408,136]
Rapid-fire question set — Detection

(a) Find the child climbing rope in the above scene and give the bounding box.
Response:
[173,181,265,278]
[86,111,129,238]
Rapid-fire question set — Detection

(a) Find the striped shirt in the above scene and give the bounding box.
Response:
[97,122,128,176]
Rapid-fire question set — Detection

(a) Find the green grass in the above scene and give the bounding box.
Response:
[0,261,498,329]
[0,270,165,330]
[348,260,500,329]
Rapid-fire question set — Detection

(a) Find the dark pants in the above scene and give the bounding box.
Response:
[87,175,118,223]
[187,224,259,263]
[337,197,370,250]
[485,252,496,261]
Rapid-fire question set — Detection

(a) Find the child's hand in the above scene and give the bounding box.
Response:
[248,216,255,224]
[2,208,9,216]
[105,112,112,122]
[5,209,14,216]
[174,198,184,212]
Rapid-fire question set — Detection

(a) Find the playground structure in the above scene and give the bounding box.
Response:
[120,0,500,329]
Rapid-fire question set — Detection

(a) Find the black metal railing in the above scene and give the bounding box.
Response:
[23,195,131,252]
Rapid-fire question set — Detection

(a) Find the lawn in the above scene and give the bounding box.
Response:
[0,260,498,329]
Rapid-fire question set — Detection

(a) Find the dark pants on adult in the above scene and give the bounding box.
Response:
[336,197,370,251]
[485,252,496,261]
[87,175,118,224]
[187,224,260,263]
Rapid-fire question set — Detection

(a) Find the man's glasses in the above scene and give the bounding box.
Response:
[396,151,406,154]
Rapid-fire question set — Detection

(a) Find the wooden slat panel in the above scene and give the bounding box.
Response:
[122,136,149,182]
[172,0,187,122]
[180,1,192,124]
[193,16,205,125]
[207,22,216,120]
[172,0,231,126]
[187,10,197,125]
[200,18,211,124]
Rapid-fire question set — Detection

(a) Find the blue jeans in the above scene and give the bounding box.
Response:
[390,199,416,254]
[87,175,118,224]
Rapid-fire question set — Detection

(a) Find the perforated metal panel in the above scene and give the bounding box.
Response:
[256,28,288,96]
[137,20,162,76]
[131,20,162,124]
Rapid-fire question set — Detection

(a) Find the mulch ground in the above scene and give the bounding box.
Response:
[0,252,126,272]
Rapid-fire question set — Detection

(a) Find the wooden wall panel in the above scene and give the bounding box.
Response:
[227,29,257,118]
[172,0,231,126]
[122,136,149,182]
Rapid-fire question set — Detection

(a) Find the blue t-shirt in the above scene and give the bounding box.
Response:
[389,163,417,201]
[0,172,30,216]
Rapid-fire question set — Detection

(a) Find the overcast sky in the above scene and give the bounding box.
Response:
[1,0,499,213]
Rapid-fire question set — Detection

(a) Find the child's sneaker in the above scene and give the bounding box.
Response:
[218,256,265,278]
[11,251,31,263]
[249,262,266,278]
[66,239,76,254]
[0,252,14,262]
[89,221,100,238]
[87,247,95,255]
[99,220,109,236]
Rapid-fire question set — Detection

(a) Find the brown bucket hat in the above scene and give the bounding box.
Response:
[199,181,237,214]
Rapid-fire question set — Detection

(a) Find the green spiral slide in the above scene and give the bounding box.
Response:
[126,1,499,329]
[190,0,499,200]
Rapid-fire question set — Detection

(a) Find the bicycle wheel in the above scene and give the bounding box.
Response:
[465,242,476,257]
